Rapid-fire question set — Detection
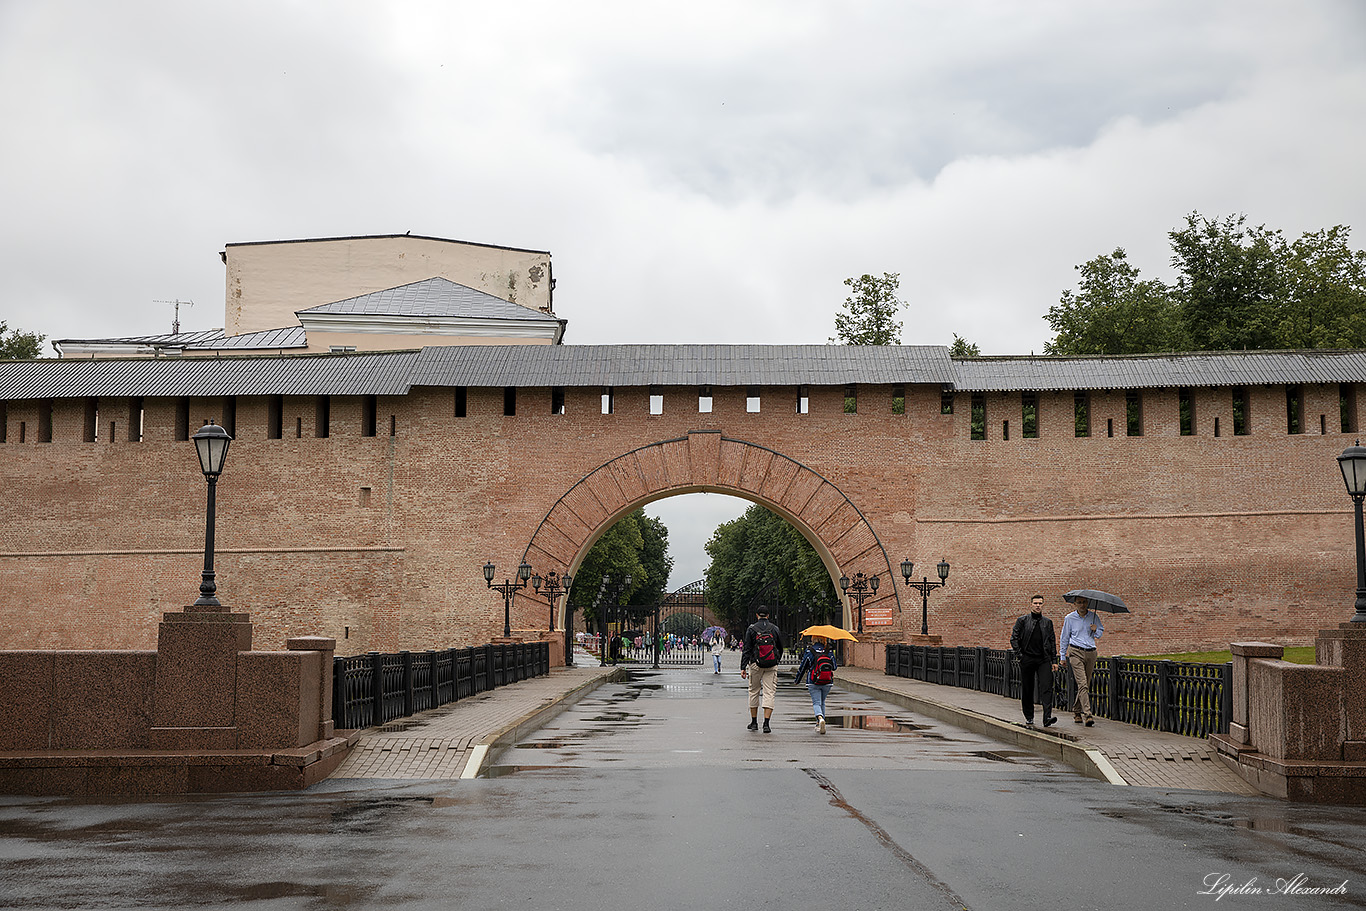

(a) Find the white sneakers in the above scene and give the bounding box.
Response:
[816,715,826,734]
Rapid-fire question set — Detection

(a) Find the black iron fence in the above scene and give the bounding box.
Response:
[885,644,1232,738]
[333,641,551,730]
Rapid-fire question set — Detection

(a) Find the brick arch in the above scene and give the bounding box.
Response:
[521,430,901,630]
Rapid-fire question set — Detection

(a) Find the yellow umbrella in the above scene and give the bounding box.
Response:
[799,624,858,642]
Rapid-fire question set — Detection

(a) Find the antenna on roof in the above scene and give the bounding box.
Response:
[153,299,195,335]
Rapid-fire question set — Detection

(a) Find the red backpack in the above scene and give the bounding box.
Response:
[753,627,780,667]
[811,651,835,685]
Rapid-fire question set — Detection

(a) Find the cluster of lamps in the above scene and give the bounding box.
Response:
[837,559,950,634]
[482,561,575,639]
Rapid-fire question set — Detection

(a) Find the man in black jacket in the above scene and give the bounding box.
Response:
[740,608,785,733]
[1010,594,1058,729]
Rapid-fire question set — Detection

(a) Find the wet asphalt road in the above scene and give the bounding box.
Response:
[2,665,1364,911]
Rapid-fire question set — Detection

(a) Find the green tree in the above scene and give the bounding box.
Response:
[704,505,837,630]
[1169,213,1286,351]
[1043,249,1186,355]
[1277,226,1366,348]
[831,272,904,345]
[566,509,672,622]
[0,321,46,359]
[949,334,981,356]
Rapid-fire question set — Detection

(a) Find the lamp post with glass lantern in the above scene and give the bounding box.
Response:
[901,558,950,636]
[191,420,232,609]
[484,560,532,638]
[530,570,572,633]
[1336,442,1366,623]
[838,571,879,634]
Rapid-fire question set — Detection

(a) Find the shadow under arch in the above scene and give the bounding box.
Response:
[520,430,902,630]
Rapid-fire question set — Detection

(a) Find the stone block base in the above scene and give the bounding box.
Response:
[1210,733,1366,805]
[0,734,356,797]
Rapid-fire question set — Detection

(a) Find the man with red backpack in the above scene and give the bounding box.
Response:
[793,636,838,734]
[740,607,785,733]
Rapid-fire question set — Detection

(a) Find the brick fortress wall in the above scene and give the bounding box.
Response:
[0,379,1358,658]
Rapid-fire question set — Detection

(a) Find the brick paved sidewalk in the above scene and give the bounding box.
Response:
[329,661,618,780]
[837,667,1260,795]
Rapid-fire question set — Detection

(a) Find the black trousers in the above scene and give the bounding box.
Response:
[1019,658,1054,720]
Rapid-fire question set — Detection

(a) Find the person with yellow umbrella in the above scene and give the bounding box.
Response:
[793,625,857,734]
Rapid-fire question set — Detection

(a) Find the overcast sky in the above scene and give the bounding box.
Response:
[3,1,1364,587]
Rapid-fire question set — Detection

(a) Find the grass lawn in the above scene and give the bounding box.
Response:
[1130,646,1317,665]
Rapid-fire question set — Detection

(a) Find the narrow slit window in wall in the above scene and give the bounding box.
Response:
[0,402,6,443]
[1214,417,1221,437]
[1073,392,1090,438]
[83,398,97,443]
[1126,390,1144,437]
[38,402,53,443]
[1022,393,1038,438]
[1107,418,1114,438]
[222,396,237,438]
[844,384,857,414]
[1232,386,1248,436]
[1002,419,1010,441]
[128,398,144,442]
[941,390,954,414]
[362,395,377,437]
[389,415,396,437]
[454,387,467,418]
[316,396,331,438]
[1341,383,1357,434]
[602,386,614,415]
[1179,388,1194,436]
[698,386,712,413]
[796,385,809,414]
[503,387,516,417]
[970,394,985,440]
[747,386,761,413]
[892,384,905,415]
[175,398,189,441]
[552,386,565,415]
[1286,385,1303,434]
[268,395,283,439]
[296,417,303,439]
[649,385,663,415]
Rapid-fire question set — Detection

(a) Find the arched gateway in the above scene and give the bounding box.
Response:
[521,431,899,631]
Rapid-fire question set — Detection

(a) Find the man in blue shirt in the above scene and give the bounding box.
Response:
[1059,597,1104,726]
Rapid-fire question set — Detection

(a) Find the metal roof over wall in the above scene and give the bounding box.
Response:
[0,351,419,399]
[4,345,1366,400]
[952,350,1366,391]
[408,345,956,388]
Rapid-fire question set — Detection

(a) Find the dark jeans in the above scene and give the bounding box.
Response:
[1019,658,1054,721]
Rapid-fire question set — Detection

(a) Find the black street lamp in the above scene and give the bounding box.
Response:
[1336,441,1366,623]
[901,558,950,636]
[484,560,532,638]
[838,571,879,634]
[530,570,572,633]
[191,420,232,608]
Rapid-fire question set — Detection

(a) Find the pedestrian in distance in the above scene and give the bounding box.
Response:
[740,607,784,733]
[1010,594,1057,729]
[793,635,838,733]
[1059,596,1104,726]
[710,630,725,674]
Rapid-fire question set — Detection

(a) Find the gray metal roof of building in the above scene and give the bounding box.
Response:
[6,345,1366,400]
[0,351,419,399]
[407,345,957,388]
[952,350,1366,391]
[54,326,309,351]
[300,277,558,322]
